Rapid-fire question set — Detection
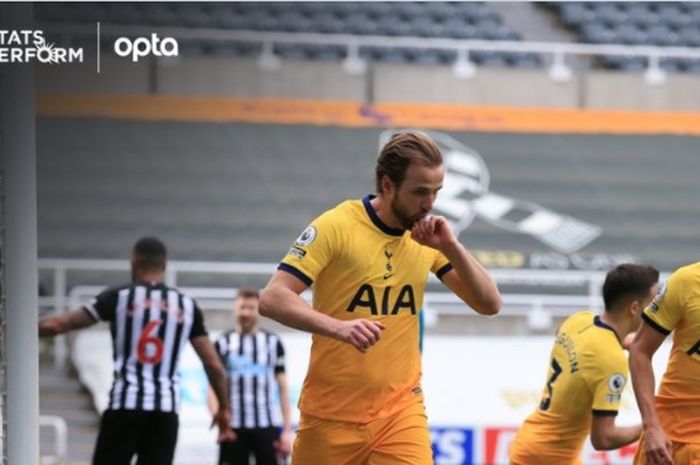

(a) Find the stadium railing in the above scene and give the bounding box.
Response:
[42,23,700,83]
[39,258,670,368]
[39,414,67,465]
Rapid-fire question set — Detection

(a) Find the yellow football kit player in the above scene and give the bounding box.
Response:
[634,263,700,465]
[280,195,452,464]
[510,311,629,465]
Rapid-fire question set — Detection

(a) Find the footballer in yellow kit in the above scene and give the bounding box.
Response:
[630,262,700,465]
[511,265,658,465]
[259,131,501,465]
[280,196,450,462]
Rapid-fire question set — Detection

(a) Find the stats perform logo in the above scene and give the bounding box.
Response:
[0,30,83,64]
[113,34,178,62]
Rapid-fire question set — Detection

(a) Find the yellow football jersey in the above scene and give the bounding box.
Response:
[279,195,451,423]
[510,311,628,465]
[642,261,700,443]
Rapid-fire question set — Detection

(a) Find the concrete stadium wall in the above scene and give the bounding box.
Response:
[585,71,700,111]
[36,56,700,111]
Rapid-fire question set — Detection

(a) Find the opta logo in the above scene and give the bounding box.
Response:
[113,33,178,62]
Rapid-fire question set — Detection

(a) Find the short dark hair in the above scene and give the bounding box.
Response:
[602,263,659,311]
[132,237,167,271]
[375,131,443,194]
[236,287,259,300]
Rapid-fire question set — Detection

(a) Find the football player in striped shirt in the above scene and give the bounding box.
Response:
[39,237,234,465]
[208,287,292,465]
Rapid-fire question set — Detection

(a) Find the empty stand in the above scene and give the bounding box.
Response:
[546,2,700,73]
[37,118,700,274]
[35,2,541,68]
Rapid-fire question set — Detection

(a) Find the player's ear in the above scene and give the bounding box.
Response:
[629,298,643,317]
[381,174,396,196]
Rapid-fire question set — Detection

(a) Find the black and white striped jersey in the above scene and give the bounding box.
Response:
[83,281,207,413]
[214,330,285,429]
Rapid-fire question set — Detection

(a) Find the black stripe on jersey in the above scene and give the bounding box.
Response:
[107,297,120,408]
[135,285,154,410]
[252,334,260,427]
[119,286,137,409]
[265,333,274,427]
[592,409,618,416]
[153,286,168,411]
[167,293,186,413]
[436,263,453,281]
[642,312,672,336]
[278,263,313,287]
[237,333,245,427]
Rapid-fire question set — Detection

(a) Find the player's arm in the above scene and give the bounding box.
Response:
[275,371,292,457]
[412,215,501,315]
[38,308,97,336]
[207,386,219,416]
[629,321,674,465]
[190,335,234,443]
[259,271,385,353]
[590,414,642,450]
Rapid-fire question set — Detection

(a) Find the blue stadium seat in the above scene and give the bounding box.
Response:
[178,5,213,28]
[138,4,178,26]
[560,3,592,27]
[345,13,379,35]
[314,13,346,34]
[472,51,509,67]
[442,18,477,40]
[684,59,700,73]
[362,2,393,19]
[658,57,683,72]
[678,25,700,46]
[247,11,280,31]
[595,3,628,26]
[409,17,444,38]
[273,43,309,60]
[308,44,346,61]
[424,2,459,22]
[276,12,312,33]
[214,12,250,30]
[656,4,691,28]
[412,50,443,66]
[615,24,648,45]
[380,17,414,37]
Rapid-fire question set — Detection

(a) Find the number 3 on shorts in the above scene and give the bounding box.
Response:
[137,320,164,364]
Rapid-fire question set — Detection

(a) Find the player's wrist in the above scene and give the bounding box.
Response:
[327,318,345,341]
[436,237,462,256]
[642,418,663,430]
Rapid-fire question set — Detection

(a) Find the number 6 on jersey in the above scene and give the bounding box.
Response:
[137,320,164,364]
